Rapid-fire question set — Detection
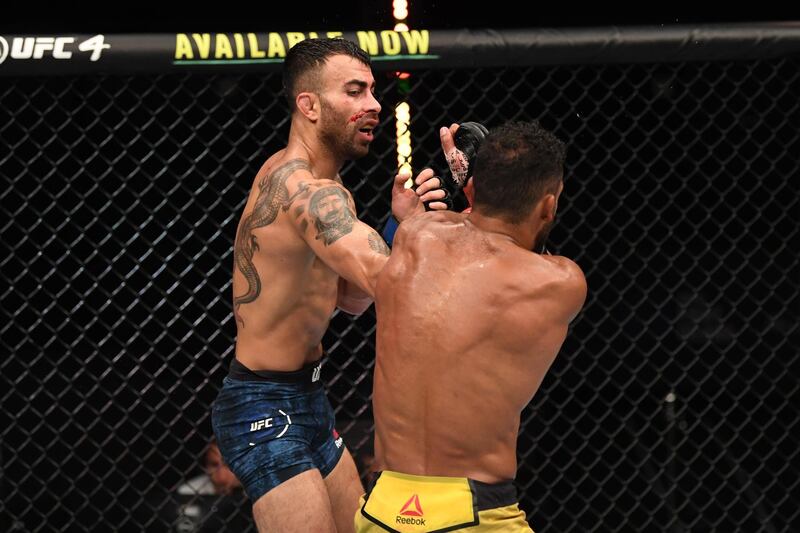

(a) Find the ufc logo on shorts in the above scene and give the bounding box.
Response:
[249,410,292,437]
[249,417,273,431]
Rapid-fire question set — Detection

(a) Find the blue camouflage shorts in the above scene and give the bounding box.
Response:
[211,358,345,502]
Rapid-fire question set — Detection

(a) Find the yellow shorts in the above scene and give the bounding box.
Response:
[354,471,534,532]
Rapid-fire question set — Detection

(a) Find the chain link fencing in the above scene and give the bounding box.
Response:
[1,38,798,532]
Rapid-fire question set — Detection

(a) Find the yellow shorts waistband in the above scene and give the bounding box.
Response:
[365,471,518,512]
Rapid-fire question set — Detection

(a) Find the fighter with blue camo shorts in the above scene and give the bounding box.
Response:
[211,37,449,533]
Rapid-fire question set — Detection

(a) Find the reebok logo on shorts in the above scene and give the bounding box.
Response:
[396,494,425,525]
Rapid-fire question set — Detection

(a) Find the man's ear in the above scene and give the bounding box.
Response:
[296,91,319,121]
[540,180,564,221]
[539,193,557,223]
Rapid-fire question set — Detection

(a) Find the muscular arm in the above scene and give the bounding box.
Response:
[337,226,392,314]
[288,177,391,298]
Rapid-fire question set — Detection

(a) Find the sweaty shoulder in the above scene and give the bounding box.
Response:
[265,157,315,194]
[245,155,315,203]
[533,254,587,322]
[393,210,465,247]
[259,155,352,206]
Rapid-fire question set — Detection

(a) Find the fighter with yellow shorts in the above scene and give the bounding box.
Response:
[359,121,587,532]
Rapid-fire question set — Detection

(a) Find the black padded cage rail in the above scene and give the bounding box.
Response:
[1,24,799,532]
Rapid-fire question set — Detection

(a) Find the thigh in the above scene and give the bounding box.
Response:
[252,468,336,533]
[323,449,364,533]
[212,377,318,502]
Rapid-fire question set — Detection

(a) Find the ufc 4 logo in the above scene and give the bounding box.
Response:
[0,35,110,64]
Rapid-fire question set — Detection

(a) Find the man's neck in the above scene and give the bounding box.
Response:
[287,124,344,182]
[466,210,537,251]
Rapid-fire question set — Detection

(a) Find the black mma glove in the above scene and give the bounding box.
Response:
[441,121,488,212]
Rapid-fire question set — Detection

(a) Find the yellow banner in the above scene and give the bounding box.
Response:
[174,30,431,62]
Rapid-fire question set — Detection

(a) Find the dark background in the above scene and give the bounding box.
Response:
[2,7,798,532]
[2,3,798,33]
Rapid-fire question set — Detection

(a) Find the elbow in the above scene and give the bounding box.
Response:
[337,297,374,316]
[337,276,375,315]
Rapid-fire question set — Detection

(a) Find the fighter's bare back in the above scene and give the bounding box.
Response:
[372,210,586,483]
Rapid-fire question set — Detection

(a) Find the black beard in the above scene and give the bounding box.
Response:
[320,124,367,161]
[319,100,368,161]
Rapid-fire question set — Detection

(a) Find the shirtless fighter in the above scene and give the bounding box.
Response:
[356,121,587,532]
[212,37,448,533]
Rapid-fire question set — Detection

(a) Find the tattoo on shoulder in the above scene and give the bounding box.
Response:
[233,158,311,324]
[308,186,355,245]
[368,231,391,256]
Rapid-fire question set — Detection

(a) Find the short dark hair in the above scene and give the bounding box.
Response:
[472,121,566,223]
[282,38,371,108]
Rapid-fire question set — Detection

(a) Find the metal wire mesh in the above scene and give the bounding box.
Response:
[1,55,798,531]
